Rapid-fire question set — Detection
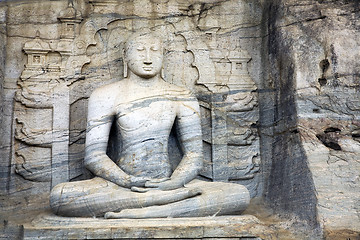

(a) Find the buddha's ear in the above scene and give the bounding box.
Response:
[159,46,166,80]
[122,47,128,78]
[123,61,128,78]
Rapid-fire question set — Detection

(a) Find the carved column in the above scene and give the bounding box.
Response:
[51,84,70,186]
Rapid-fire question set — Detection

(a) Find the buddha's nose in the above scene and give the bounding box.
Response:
[144,49,152,64]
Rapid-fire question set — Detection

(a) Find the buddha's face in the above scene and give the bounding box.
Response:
[125,35,163,79]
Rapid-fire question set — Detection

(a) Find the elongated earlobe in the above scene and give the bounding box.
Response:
[123,61,128,78]
[160,68,164,79]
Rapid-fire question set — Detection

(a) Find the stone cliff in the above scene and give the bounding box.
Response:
[0,0,359,239]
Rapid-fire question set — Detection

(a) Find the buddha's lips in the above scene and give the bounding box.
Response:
[143,66,153,71]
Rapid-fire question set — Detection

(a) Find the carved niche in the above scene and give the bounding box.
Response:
[14,1,260,197]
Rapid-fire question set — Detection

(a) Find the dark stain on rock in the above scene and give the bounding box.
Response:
[316,127,342,151]
[330,44,338,78]
[318,77,327,86]
[351,129,360,142]
[324,127,341,133]
[320,59,330,73]
[318,59,330,86]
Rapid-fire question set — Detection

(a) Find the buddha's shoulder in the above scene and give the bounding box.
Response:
[90,81,123,100]
[161,81,193,97]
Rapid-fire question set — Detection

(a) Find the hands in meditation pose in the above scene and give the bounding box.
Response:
[50,32,250,218]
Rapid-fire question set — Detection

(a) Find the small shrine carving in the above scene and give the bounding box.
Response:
[14,1,85,187]
[192,31,260,195]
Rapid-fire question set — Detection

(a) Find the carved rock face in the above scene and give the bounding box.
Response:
[125,35,163,79]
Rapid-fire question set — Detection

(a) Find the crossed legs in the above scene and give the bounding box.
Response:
[50,178,250,218]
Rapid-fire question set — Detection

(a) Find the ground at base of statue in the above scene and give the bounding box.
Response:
[23,213,273,240]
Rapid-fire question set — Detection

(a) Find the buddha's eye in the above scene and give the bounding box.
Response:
[151,46,159,51]
[137,46,145,51]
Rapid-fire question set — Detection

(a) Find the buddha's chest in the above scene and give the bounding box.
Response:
[114,98,177,134]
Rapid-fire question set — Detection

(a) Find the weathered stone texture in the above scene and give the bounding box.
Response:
[0,0,359,239]
[262,0,360,236]
[0,4,8,195]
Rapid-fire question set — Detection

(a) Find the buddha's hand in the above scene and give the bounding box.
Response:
[129,176,151,188]
[144,178,184,191]
[130,177,170,192]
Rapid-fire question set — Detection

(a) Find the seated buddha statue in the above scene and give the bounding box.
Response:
[49,32,250,219]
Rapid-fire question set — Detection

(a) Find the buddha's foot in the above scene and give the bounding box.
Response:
[104,211,122,219]
[105,207,165,219]
[104,187,202,219]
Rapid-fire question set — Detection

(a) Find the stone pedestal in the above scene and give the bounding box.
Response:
[23,214,271,239]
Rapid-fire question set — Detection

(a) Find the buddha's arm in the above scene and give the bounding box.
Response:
[171,96,203,183]
[84,88,147,188]
[145,95,203,190]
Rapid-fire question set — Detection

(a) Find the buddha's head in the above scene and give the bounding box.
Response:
[124,32,164,79]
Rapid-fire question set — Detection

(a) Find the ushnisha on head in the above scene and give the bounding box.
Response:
[123,32,164,79]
